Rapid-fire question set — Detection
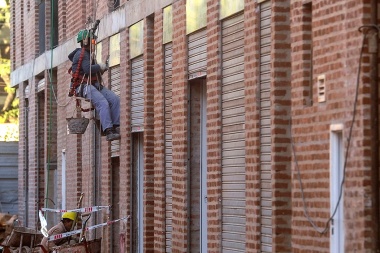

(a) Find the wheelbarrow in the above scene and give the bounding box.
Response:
[1,226,44,253]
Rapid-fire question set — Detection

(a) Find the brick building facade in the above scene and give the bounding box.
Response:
[10,0,380,252]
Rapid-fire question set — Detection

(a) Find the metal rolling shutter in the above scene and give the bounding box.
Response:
[37,78,45,92]
[0,142,18,214]
[188,29,207,78]
[131,56,144,132]
[186,29,207,251]
[259,1,272,252]
[221,13,245,252]
[164,43,173,252]
[110,65,121,157]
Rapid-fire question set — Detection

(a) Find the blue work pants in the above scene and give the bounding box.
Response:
[81,83,120,131]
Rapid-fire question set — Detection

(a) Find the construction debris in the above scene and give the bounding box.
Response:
[0,213,17,245]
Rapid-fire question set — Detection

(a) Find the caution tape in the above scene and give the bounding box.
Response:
[47,216,130,241]
[41,205,110,213]
[39,210,49,237]
[48,228,82,241]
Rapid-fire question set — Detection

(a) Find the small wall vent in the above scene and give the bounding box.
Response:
[318,75,326,103]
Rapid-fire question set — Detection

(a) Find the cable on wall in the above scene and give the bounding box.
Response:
[291,25,377,234]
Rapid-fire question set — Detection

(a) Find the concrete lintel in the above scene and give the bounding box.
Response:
[11,0,174,87]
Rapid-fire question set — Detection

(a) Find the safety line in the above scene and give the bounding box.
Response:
[47,216,130,241]
[41,205,110,213]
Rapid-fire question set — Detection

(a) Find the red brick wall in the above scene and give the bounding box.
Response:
[189,82,201,251]
[45,1,52,52]
[13,0,380,252]
[13,0,24,68]
[23,77,44,229]
[17,81,27,225]
[66,1,87,39]
[290,1,374,252]
[57,1,67,43]
[24,0,38,62]
[18,81,30,226]
[93,0,110,19]
[244,0,261,251]
[143,15,156,252]
[271,0,293,252]
[171,1,189,252]
[153,8,166,252]
[119,27,132,252]
[37,92,45,223]
[205,0,223,251]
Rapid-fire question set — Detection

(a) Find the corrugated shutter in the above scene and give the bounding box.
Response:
[221,13,245,252]
[259,1,272,252]
[164,43,173,252]
[0,142,18,214]
[110,65,121,157]
[37,78,45,92]
[131,56,144,132]
[188,29,207,79]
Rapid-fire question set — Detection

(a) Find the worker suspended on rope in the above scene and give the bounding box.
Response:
[68,28,121,141]
[40,212,78,252]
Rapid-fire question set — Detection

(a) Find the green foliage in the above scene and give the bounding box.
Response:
[0,0,18,127]
[4,83,13,93]
[0,57,16,124]
[0,58,10,76]
[0,97,19,124]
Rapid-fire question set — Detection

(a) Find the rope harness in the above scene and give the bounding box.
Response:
[68,48,85,97]
[68,48,95,112]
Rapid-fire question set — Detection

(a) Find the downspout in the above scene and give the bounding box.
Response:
[62,149,66,210]
[369,0,379,251]
[187,85,191,253]
[92,58,97,240]
[24,100,29,226]
[129,135,133,253]
[36,91,40,229]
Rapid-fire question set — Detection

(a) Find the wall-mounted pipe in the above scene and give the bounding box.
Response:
[186,84,191,253]
[36,87,40,230]
[62,149,66,210]
[24,98,29,226]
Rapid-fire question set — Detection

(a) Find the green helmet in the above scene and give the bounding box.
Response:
[77,29,97,43]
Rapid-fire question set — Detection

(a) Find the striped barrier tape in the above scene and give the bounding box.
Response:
[47,216,130,241]
[39,210,49,237]
[41,206,110,213]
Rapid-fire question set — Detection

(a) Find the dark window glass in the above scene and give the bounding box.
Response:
[52,0,58,47]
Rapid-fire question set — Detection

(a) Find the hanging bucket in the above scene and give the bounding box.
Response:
[66,117,90,134]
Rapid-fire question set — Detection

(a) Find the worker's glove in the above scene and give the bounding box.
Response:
[98,62,108,73]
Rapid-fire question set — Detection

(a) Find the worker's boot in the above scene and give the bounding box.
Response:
[114,125,120,134]
[105,128,121,141]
